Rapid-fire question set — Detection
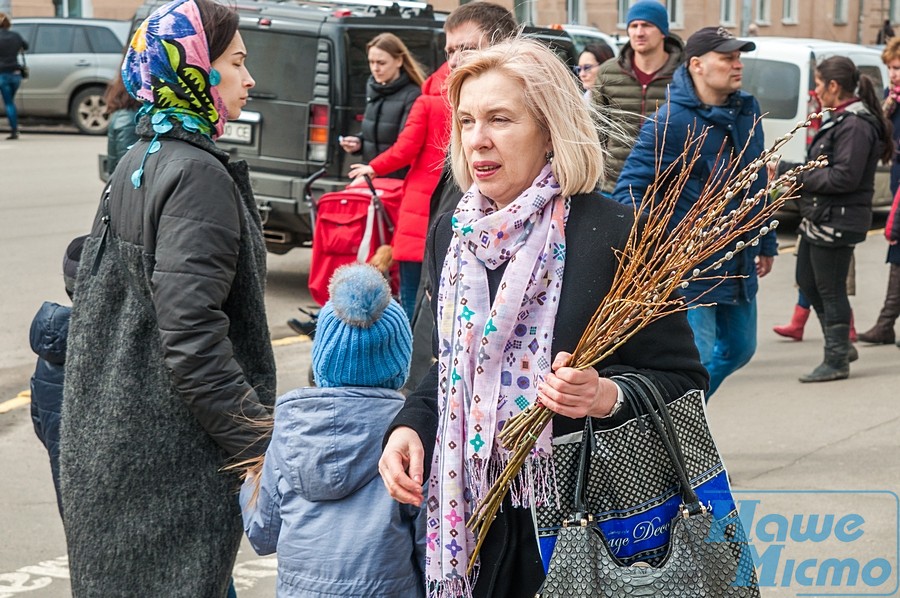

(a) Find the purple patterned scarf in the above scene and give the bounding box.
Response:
[427,164,569,597]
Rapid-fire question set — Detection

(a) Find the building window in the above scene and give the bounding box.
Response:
[617,0,632,28]
[891,0,900,24]
[755,0,770,24]
[667,0,683,28]
[567,0,586,24]
[833,0,847,24]
[720,0,736,25]
[782,0,798,23]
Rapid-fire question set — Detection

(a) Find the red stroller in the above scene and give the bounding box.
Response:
[308,175,402,306]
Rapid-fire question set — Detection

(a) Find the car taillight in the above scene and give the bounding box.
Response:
[308,103,329,162]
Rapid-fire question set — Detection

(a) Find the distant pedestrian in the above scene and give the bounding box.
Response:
[855,40,900,347]
[28,235,86,519]
[240,264,423,598]
[576,42,614,103]
[102,69,140,178]
[878,19,895,45]
[0,12,28,140]
[339,33,424,178]
[592,0,684,195]
[348,61,452,321]
[614,26,776,399]
[794,56,892,381]
[59,0,276,594]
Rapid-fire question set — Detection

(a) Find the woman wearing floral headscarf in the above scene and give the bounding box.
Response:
[59,0,275,594]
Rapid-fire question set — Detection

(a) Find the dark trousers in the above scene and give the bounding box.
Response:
[472,504,544,598]
[796,238,855,326]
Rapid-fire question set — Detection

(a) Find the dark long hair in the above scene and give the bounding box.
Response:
[104,74,142,114]
[194,0,239,62]
[816,56,894,163]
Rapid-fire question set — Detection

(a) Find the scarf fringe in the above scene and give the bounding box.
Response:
[467,452,559,509]
[427,571,476,598]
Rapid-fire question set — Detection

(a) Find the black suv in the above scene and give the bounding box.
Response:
[133,0,575,253]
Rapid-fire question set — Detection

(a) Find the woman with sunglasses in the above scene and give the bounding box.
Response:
[576,43,613,103]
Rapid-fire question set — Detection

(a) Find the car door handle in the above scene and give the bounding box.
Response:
[74,60,92,67]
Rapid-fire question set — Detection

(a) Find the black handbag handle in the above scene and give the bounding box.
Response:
[572,374,703,520]
[625,373,703,513]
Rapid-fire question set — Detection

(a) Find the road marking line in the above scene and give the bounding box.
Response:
[0,391,30,414]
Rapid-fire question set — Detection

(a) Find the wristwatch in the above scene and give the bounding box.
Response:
[600,383,625,419]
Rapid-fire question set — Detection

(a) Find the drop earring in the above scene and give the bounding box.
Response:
[545,150,554,163]
[209,68,221,86]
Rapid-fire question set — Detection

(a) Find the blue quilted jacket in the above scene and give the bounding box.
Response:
[613,65,778,305]
[29,300,71,517]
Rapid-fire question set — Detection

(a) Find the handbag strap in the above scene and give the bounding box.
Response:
[623,373,704,514]
[571,416,594,519]
[572,373,704,518]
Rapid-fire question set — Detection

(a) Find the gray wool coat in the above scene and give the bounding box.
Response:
[59,119,277,597]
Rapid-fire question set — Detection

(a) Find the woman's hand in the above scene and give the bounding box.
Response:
[378,426,425,506]
[348,163,375,180]
[340,135,361,154]
[538,351,620,419]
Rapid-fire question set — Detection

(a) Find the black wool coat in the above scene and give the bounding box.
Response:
[60,120,276,597]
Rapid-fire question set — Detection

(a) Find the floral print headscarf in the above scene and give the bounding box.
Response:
[123,0,228,140]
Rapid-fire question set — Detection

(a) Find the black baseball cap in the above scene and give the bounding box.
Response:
[684,27,756,61]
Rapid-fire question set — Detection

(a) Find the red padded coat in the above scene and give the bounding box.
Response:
[369,62,451,263]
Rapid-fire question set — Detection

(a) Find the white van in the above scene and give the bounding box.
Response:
[740,37,892,208]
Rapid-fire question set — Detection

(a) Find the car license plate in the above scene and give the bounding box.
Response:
[220,122,253,145]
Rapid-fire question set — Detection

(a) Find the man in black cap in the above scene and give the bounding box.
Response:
[613,26,778,402]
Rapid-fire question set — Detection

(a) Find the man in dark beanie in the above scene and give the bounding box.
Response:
[614,26,776,401]
[593,0,684,194]
[28,235,87,519]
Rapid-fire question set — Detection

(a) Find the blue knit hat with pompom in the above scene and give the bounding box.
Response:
[312,264,412,389]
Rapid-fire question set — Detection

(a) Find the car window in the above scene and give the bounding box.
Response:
[741,57,801,120]
[241,29,318,104]
[858,65,884,90]
[12,23,34,47]
[32,24,90,54]
[85,25,125,53]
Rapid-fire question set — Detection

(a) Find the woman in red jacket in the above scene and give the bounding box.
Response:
[350,62,451,320]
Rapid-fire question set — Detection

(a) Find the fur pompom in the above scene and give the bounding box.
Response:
[327,264,391,328]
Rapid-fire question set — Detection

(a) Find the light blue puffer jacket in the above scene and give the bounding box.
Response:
[240,386,425,598]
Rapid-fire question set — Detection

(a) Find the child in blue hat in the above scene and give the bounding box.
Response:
[239,263,423,597]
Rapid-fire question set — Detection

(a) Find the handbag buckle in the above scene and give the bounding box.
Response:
[680,502,707,518]
[562,513,594,528]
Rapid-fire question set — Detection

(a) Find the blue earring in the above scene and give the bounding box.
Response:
[209,68,221,86]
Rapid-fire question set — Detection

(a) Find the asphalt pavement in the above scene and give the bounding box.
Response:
[0,129,898,597]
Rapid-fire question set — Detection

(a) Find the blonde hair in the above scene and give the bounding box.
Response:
[446,37,604,198]
[367,33,426,87]
[883,36,900,65]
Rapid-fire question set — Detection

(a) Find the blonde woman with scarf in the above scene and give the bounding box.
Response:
[378,38,708,598]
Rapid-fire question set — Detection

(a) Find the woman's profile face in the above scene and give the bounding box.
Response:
[887,58,900,88]
[211,31,255,120]
[577,52,600,90]
[456,70,550,208]
[814,73,838,108]
[368,46,403,85]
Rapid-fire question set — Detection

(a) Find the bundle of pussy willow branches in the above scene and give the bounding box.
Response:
[465,113,827,572]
